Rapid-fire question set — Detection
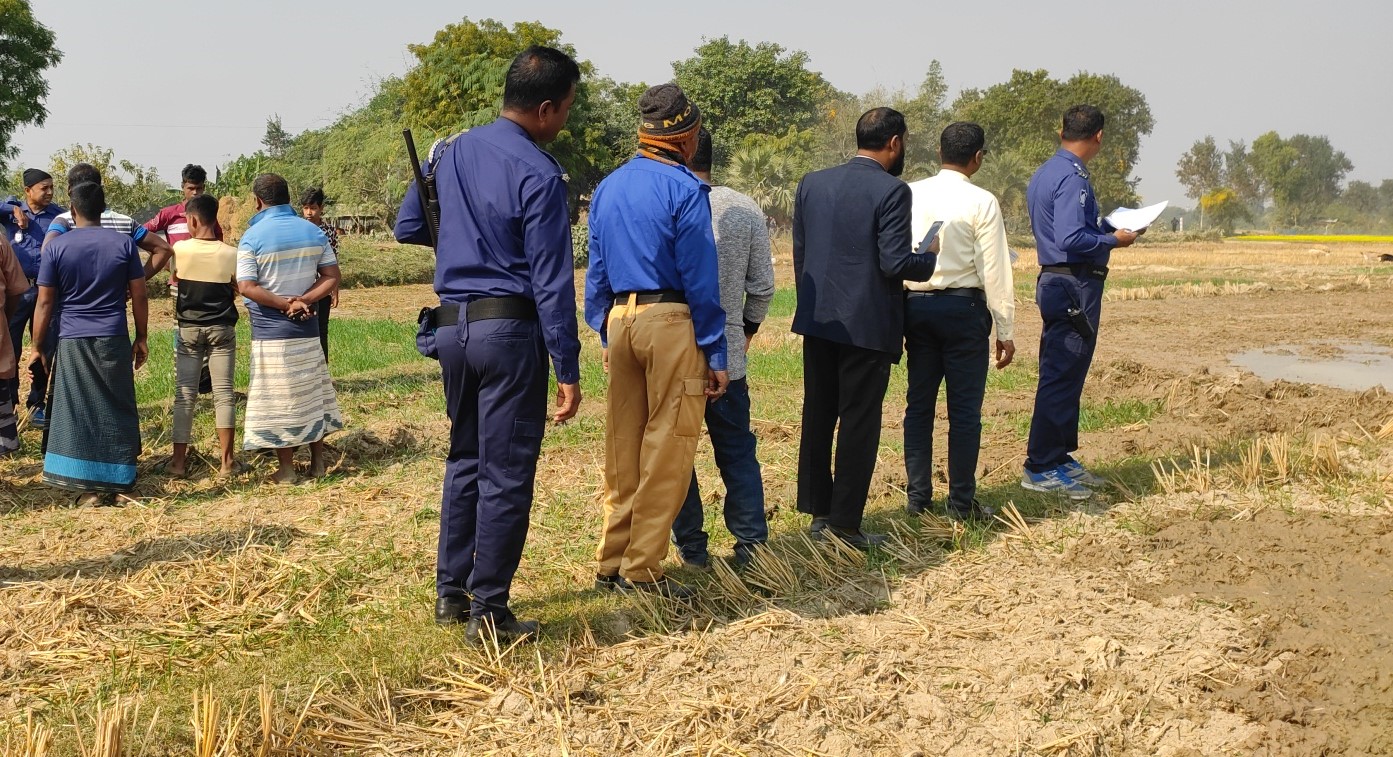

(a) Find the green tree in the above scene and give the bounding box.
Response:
[262,114,291,159]
[1223,140,1264,213]
[672,37,834,154]
[952,69,1153,211]
[400,17,624,211]
[722,130,813,225]
[974,150,1033,234]
[47,144,172,215]
[1199,188,1250,234]
[1250,131,1352,227]
[0,0,61,176]
[1175,136,1226,202]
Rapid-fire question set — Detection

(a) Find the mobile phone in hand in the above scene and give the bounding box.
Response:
[916,220,944,253]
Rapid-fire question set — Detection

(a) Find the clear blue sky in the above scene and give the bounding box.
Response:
[14,0,1393,207]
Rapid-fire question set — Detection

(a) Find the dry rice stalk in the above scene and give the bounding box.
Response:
[17,712,53,757]
[82,698,126,757]
[1308,432,1343,478]
[628,582,682,635]
[1234,436,1265,488]
[1179,445,1213,493]
[993,502,1035,544]
[1150,459,1182,496]
[1377,415,1393,441]
[191,686,243,757]
[708,555,760,605]
[1267,433,1292,483]
[741,544,802,596]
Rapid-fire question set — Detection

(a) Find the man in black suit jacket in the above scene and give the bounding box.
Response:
[792,107,937,550]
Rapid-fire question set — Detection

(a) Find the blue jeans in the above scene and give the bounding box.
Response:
[671,377,768,563]
[904,293,992,511]
[1026,271,1104,472]
[7,285,51,409]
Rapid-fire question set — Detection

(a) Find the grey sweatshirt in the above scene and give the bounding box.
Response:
[708,186,775,381]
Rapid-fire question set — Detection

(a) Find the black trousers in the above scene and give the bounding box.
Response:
[903,294,992,511]
[796,335,893,531]
[316,296,331,360]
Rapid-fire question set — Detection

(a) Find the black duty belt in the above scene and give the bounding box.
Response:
[907,287,985,301]
[613,290,686,306]
[1041,264,1109,281]
[435,296,538,327]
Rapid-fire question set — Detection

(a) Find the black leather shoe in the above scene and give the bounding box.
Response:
[464,615,540,646]
[947,500,997,524]
[594,573,632,592]
[905,500,931,517]
[679,552,711,570]
[434,596,471,626]
[809,517,830,535]
[623,577,695,601]
[815,527,889,551]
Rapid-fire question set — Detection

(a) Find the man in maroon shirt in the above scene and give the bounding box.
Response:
[145,164,223,247]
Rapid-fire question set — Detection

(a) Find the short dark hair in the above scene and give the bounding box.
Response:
[503,45,581,111]
[185,193,219,226]
[69,182,106,221]
[1061,105,1105,141]
[940,122,986,165]
[300,186,327,207]
[67,162,101,189]
[856,108,907,151]
[251,173,291,206]
[691,128,713,172]
[181,164,208,185]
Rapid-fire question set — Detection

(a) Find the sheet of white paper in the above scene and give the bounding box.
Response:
[1105,201,1168,231]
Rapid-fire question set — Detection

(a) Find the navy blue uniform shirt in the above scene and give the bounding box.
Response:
[1,197,64,279]
[1026,148,1117,267]
[395,118,581,385]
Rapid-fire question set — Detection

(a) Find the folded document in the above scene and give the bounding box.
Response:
[1104,201,1168,231]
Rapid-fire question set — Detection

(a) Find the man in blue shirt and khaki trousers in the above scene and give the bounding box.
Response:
[395,47,583,645]
[586,84,728,600]
[1022,105,1139,499]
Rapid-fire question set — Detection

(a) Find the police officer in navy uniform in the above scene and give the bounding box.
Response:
[1020,105,1138,500]
[394,46,582,645]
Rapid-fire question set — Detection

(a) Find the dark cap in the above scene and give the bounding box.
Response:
[22,168,51,188]
[639,83,701,137]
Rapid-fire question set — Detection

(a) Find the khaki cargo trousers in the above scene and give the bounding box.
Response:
[597,297,708,582]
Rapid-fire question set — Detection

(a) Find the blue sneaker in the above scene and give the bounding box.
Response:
[1060,460,1107,487]
[1021,466,1093,500]
[29,407,47,430]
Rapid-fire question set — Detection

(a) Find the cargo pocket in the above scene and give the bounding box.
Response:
[673,378,707,438]
[506,419,546,478]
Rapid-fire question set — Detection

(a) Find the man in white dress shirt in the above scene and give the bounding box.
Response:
[903,122,1015,522]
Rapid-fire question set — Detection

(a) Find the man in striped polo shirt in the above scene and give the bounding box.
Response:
[236,174,344,484]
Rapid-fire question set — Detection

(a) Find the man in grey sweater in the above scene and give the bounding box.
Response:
[671,129,776,568]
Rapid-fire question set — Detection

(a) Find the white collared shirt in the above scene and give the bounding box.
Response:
[905,168,1015,341]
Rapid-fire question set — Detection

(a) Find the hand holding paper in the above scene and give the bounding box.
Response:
[1105,201,1168,232]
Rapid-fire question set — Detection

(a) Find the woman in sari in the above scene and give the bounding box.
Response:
[32,182,148,505]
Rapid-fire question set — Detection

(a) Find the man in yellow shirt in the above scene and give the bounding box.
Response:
[144,195,241,478]
[903,122,1016,522]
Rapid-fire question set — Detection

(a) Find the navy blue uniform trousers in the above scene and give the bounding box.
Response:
[8,285,52,410]
[1025,271,1104,472]
[437,316,548,621]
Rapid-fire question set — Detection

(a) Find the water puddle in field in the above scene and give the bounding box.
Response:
[1230,341,1393,391]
